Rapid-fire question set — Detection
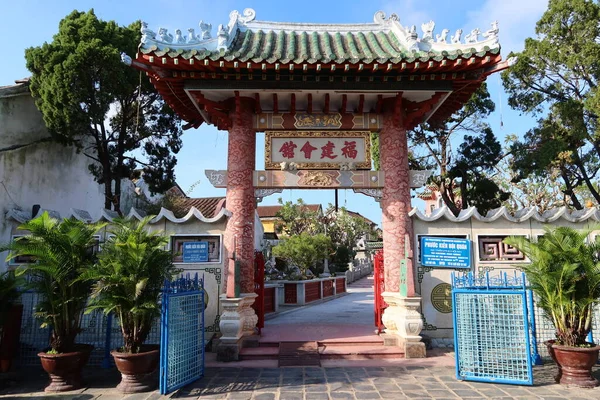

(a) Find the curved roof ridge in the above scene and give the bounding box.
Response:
[412,206,600,224]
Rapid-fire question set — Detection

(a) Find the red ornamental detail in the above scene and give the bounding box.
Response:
[301,141,317,159]
[320,141,338,159]
[341,140,358,159]
[279,141,297,158]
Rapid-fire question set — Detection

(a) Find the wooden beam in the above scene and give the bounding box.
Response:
[376,95,383,114]
[273,93,278,113]
[307,94,313,114]
[290,93,296,113]
[357,95,364,113]
[405,92,445,128]
[324,94,330,114]
[341,94,347,113]
[255,93,262,114]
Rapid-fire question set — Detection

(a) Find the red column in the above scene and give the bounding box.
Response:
[379,100,416,297]
[225,98,256,296]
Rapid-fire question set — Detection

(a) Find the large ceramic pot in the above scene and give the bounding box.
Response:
[111,345,160,393]
[0,304,23,372]
[38,344,94,392]
[545,340,562,383]
[551,342,600,388]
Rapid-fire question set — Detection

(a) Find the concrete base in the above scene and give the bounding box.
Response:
[380,333,399,347]
[217,293,258,362]
[404,340,427,358]
[381,293,426,358]
[216,342,241,362]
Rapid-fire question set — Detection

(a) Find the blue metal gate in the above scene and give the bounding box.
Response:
[159,274,205,395]
[452,272,534,385]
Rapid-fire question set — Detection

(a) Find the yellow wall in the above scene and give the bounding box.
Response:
[261,220,276,234]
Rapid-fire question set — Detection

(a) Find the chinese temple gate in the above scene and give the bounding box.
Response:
[127,8,509,360]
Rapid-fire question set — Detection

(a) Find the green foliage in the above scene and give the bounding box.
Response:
[81,217,178,353]
[370,133,380,170]
[272,233,332,277]
[0,271,22,330]
[275,198,321,236]
[323,207,375,258]
[0,212,106,353]
[410,84,508,216]
[25,10,183,211]
[331,245,352,273]
[504,226,600,347]
[501,0,600,208]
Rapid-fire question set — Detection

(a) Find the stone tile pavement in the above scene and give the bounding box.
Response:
[175,364,600,400]
[4,363,598,399]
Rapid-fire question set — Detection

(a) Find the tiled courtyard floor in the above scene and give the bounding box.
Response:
[1,363,600,399]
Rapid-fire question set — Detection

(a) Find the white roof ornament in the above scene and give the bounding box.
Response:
[199,21,212,40]
[421,21,435,42]
[120,52,132,66]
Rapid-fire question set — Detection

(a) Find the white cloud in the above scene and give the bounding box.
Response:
[464,0,548,56]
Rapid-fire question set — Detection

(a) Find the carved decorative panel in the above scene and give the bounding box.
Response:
[478,235,526,262]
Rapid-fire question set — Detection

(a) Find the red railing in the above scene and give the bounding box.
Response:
[305,281,322,303]
[284,283,297,304]
[252,251,265,334]
[374,250,387,333]
[336,277,346,293]
[264,287,275,313]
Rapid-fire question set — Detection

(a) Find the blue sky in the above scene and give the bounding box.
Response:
[1,0,549,226]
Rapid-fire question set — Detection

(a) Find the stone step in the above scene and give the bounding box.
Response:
[319,345,404,360]
[317,338,384,347]
[239,346,279,360]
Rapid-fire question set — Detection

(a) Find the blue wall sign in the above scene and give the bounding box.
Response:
[421,237,471,269]
[182,242,209,263]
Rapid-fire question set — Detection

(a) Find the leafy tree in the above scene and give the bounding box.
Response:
[274,198,321,236]
[502,0,600,208]
[322,206,374,260]
[272,233,332,277]
[410,84,509,216]
[25,10,183,211]
[489,135,595,212]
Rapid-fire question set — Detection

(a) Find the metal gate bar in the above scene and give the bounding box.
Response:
[160,274,205,395]
[452,272,534,386]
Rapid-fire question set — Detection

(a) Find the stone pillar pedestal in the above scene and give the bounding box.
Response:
[320,259,331,278]
[381,292,426,358]
[217,293,258,361]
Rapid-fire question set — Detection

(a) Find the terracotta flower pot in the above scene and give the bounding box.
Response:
[0,304,23,373]
[111,345,159,393]
[545,340,562,383]
[551,342,600,388]
[38,344,94,392]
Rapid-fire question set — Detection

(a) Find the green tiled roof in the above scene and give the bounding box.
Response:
[141,30,499,65]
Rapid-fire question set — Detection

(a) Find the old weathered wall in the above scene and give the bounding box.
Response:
[0,85,107,272]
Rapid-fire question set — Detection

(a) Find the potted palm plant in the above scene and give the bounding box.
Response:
[505,226,600,388]
[83,217,177,393]
[1,212,105,391]
[0,271,23,372]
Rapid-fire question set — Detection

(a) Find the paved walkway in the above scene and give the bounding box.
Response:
[3,276,600,399]
[260,275,377,343]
